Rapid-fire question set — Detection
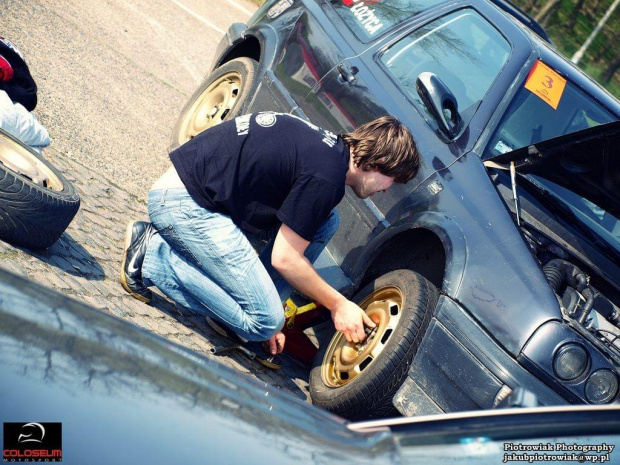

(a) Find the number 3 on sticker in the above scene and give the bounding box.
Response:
[525,60,566,110]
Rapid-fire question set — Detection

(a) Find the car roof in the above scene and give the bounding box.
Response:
[488,0,552,43]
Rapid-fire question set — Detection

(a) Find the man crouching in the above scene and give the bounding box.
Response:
[120,113,419,355]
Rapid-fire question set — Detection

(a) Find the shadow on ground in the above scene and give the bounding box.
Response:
[29,232,106,280]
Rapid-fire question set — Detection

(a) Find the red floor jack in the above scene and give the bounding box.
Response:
[281,299,330,365]
[209,299,329,369]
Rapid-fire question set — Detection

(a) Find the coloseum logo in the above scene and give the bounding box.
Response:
[3,422,62,462]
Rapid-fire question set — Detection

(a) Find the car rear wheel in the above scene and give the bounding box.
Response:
[309,269,439,420]
[169,57,259,152]
[0,129,80,249]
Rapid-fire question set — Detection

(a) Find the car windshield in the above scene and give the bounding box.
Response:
[484,74,617,158]
[326,0,447,42]
[379,9,511,124]
[529,175,620,255]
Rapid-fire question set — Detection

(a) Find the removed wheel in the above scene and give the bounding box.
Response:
[309,269,439,421]
[0,128,80,249]
[169,57,259,152]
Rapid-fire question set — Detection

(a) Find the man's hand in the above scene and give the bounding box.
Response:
[271,224,375,344]
[266,331,286,355]
[332,300,376,343]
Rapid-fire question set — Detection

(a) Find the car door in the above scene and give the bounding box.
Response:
[299,0,532,277]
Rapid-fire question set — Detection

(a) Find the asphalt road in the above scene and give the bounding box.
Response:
[2,0,258,198]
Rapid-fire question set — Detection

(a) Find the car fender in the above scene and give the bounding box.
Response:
[349,212,467,297]
[209,23,249,71]
[351,153,562,357]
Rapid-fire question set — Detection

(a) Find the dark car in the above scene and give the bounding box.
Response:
[1,269,619,464]
[168,0,620,420]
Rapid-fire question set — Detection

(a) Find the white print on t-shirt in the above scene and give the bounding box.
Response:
[236,114,251,135]
[288,114,320,131]
[238,112,339,148]
[350,3,384,36]
[322,131,337,147]
[255,113,277,128]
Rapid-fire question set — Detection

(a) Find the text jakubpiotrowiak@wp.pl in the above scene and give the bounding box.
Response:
[503,442,615,463]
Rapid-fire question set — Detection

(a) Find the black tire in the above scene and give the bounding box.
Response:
[169,57,259,152]
[309,269,439,421]
[0,129,80,249]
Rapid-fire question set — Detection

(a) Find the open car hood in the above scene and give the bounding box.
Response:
[488,121,620,219]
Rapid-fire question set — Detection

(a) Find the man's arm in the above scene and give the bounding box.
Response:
[271,224,375,343]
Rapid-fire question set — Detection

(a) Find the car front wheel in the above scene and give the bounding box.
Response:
[309,269,439,420]
[169,57,259,152]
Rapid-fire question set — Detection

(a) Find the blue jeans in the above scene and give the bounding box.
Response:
[141,188,339,341]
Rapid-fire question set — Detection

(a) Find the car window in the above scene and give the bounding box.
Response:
[379,9,511,125]
[484,77,617,158]
[326,0,447,43]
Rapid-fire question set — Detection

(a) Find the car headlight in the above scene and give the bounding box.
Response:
[585,370,618,404]
[553,343,589,381]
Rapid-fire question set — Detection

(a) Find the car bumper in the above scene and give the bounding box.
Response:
[394,295,567,416]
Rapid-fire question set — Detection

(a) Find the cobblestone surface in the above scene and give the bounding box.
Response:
[0,147,313,401]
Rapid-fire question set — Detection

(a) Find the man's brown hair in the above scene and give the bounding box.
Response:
[341,116,419,184]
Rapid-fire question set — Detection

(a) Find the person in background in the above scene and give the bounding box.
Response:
[0,37,48,152]
[0,89,49,153]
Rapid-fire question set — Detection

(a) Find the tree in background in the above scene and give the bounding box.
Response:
[534,0,562,27]
[604,53,620,82]
[567,0,587,31]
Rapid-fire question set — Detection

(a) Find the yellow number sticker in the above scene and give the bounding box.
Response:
[524,60,567,110]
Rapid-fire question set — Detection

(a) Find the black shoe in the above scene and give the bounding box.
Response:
[120,220,155,303]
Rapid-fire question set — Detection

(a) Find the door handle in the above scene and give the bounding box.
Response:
[337,62,358,83]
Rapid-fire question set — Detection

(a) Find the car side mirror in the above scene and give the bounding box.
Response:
[416,72,464,141]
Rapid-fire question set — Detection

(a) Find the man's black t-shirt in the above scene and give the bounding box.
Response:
[170,112,350,241]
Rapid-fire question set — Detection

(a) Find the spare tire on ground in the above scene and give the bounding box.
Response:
[0,128,80,249]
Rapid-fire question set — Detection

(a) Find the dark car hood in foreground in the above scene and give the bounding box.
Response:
[3,270,620,463]
[489,121,620,220]
[0,269,395,465]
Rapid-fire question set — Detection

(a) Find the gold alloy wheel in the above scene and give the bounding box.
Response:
[321,286,404,387]
[0,134,63,191]
[178,72,242,143]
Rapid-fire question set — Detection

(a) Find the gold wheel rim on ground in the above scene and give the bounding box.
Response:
[321,286,404,388]
[0,133,63,191]
[178,71,242,143]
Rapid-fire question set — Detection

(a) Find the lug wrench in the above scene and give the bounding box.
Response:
[210,344,282,370]
[210,344,256,359]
